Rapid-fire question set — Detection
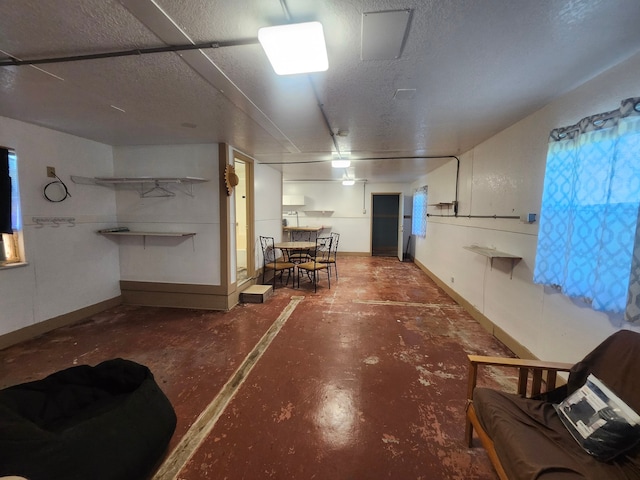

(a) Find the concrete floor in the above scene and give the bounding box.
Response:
[1,256,515,479]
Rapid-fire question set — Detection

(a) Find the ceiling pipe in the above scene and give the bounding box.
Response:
[264,155,460,215]
[274,0,343,159]
[0,38,260,67]
[307,78,343,159]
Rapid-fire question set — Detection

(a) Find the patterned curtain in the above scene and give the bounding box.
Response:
[629,210,640,322]
[533,98,640,319]
[412,186,428,237]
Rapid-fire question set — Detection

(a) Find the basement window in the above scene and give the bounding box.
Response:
[1,148,24,266]
[534,98,640,319]
[411,186,428,237]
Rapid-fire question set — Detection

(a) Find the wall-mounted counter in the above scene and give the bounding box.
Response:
[283,226,330,241]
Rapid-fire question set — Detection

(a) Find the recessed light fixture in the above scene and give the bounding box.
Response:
[332,160,351,168]
[342,179,355,186]
[258,22,329,75]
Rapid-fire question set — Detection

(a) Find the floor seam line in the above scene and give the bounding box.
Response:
[353,299,464,308]
[152,295,305,480]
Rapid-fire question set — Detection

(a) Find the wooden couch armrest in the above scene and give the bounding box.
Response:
[467,355,574,401]
[465,354,573,448]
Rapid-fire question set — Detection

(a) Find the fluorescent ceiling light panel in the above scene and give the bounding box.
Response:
[361,9,412,60]
[332,160,351,168]
[258,22,329,75]
[342,179,355,186]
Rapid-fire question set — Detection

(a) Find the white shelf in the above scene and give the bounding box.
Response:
[99,231,196,237]
[463,245,521,259]
[99,230,196,249]
[464,245,522,278]
[71,176,208,198]
[302,210,334,216]
[92,176,208,184]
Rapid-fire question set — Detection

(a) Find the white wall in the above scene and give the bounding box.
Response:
[0,116,120,336]
[413,51,640,363]
[283,181,411,253]
[112,144,220,285]
[254,160,284,269]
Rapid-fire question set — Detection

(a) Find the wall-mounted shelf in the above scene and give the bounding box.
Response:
[464,245,522,278]
[71,176,208,198]
[99,230,196,249]
[302,210,334,216]
[429,202,454,208]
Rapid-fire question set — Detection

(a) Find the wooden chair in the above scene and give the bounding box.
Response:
[259,236,294,288]
[296,236,332,292]
[465,355,573,480]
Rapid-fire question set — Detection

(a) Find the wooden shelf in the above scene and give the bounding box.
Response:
[464,246,522,278]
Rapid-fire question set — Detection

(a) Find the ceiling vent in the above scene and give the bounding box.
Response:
[361,9,412,61]
[393,88,416,100]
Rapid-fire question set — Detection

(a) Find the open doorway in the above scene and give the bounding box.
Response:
[233,153,254,285]
[371,193,403,259]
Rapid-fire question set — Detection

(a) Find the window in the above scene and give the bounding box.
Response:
[1,147,22,265]
[533,98,640,317]
[412,186,428,237]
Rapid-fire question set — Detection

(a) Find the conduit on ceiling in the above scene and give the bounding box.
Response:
[0,38,260,67]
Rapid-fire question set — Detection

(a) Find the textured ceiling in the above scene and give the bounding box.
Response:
[1,0,640,182]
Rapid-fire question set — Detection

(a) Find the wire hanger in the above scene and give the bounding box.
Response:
[141,181,175,198]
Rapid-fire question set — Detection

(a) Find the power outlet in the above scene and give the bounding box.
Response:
[46,166,56,178]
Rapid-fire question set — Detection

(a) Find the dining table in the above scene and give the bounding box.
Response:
[274,241,316,287]
[274,241,316,262]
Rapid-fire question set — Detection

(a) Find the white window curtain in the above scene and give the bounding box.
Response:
[8,151,21,231]
[412,186,428,237]
[533,97,640,321]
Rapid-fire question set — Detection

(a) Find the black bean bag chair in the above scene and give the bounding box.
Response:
[0,358,176,480]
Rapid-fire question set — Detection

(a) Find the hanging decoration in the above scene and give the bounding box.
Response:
[224,164,239,196]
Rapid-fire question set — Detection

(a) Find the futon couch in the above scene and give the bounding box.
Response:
[0,358,176,480]
[466,330,640,480]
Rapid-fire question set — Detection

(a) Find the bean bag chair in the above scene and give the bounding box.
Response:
[0,358,176,480]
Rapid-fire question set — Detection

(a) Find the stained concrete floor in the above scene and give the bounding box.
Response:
[1,256,515,479]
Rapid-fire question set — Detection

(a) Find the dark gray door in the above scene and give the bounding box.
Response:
[371,194,400,256]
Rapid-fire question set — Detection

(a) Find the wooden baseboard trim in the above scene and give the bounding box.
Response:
[412,259,536,360]
[0,296,122,350]
[120,281,234,311]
